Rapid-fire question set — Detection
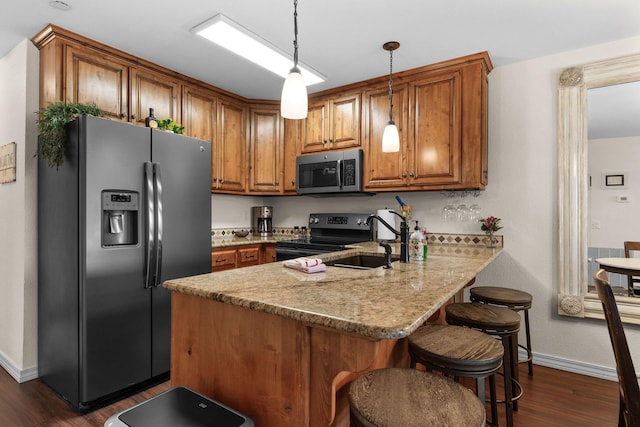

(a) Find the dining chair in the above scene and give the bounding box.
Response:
[623,241,640,297]
[593,269,640,427]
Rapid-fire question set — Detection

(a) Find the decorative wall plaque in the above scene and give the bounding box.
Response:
[0,142,17,184]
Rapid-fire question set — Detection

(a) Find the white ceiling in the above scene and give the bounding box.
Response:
[3,0,640,102]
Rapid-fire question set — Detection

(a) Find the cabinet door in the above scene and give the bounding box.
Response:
[64,43,129,121]
[211,249,237,272]
[283,119,302,193]
[130,66,180,126]
[363,83,409,189]
[237,246,261,268]
[409,72,462,186]
[329,93,361,150]
[216,96,247,193]
[262,244,277,264]
[248,107,282,193]
[182,85,216,190]
[301,100,328,153]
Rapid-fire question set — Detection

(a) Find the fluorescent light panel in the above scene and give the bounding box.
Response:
[192,14,325,86]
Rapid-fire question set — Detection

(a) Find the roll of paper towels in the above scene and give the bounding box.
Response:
[376,209,397,241]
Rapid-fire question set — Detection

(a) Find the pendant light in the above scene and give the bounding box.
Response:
[281,0,308,119]
[382,41,400,153]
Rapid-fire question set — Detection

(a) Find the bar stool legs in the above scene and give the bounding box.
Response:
[408,324,503,426]
[445,302,523,427]
[470,286,534,377]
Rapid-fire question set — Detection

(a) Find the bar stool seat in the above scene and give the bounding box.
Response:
[470,286,534,376]
[408,324,503,426]
[445,302,522,427]
[349,368,486,427]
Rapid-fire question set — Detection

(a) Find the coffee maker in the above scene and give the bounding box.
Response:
[252,206,273,237]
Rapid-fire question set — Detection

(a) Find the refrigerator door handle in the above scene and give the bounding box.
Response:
[153,162,164,287]
[144,162,156,289]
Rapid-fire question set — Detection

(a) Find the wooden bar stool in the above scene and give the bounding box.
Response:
[349,368,486,427]
[408,324,503,426]
[445,302,522,427]
[470,286,534,376]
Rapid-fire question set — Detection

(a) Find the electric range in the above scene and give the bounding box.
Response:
[275,213,374,261]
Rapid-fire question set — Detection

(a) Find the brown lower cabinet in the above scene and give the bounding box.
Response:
[211,243,276,272]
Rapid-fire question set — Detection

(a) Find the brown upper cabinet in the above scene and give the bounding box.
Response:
[301,92,361,153]
[39,29,180,125]
[248,105,283,194]
[363,54,491,191]
[182,84,248,194]
[130,66,181,126]
[63,43,129,121]
[33,24,491,195]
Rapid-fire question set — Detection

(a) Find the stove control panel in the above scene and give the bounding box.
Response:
[308,213,372,230]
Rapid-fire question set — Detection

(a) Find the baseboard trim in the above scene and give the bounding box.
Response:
[519,348,618,382]
[0,352,38,383]
[0,348,622,384]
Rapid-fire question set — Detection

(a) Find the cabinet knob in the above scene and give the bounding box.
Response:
[131,114,137,120]
[213,177,218,182]
[216,258,227,263]
[245,255,255,259]
[120,112,127,119]
[329,138,333,143]
[291,180,295,186]
[274,181,279,185]
[220,179,224,184]
[409,172,415,177]
[402,172,407,178]
[323,139,328,144]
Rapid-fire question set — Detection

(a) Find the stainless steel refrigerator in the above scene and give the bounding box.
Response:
[37,115,211,410]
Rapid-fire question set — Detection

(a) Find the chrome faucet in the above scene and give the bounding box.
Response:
[366,211,409,263]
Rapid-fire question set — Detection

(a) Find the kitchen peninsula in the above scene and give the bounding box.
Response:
[164,242,502,427]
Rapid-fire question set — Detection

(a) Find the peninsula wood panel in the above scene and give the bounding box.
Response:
[171,293,310,427]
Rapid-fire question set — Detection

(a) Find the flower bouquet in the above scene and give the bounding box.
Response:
[479,216,502,248]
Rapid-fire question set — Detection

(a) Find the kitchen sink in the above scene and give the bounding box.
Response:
[324,254,400,269]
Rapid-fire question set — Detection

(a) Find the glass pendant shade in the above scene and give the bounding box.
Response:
[382,121,400,152]
[281,68,308,119]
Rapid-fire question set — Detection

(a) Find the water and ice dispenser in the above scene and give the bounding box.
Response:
[102,191,139,247]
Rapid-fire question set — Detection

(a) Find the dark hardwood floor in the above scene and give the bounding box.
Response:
[0,363,619,426]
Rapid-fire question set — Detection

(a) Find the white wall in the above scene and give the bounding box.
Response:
[0,40,39,382]
[588,136,640,248]
[266,36,640,378]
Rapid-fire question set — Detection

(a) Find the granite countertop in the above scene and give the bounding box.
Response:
[165,242,502,340]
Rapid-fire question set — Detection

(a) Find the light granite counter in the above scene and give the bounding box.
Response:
[166,240,502,427]
[165,241,502,340]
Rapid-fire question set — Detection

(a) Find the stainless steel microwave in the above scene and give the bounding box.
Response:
[296,148,364,195]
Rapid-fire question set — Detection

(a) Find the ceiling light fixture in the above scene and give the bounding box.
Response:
[49,1,71,11]
[191,13,324,87]
[382,41,400,153]
[280,0,307,119]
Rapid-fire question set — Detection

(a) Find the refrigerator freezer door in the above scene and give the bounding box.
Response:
[150,130,212,376]
[81,116,152,403]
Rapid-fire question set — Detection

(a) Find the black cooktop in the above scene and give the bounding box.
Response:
[276,238,346,252]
